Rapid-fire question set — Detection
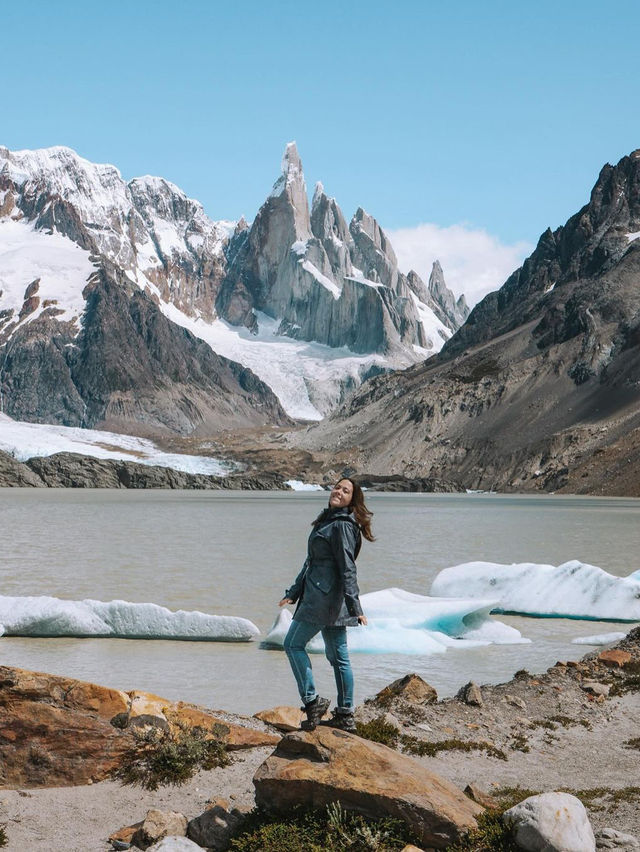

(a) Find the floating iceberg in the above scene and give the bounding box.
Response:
[431,560,640,622]
[261,587,528,654]
[572,632,628,645]
[0,595,260,641]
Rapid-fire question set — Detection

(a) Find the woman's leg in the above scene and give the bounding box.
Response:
[321,625,354,711]
[283,619,322,705]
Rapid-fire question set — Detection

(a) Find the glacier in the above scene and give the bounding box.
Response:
[261,587,528,654]
[431,560,640,622]
[0,595,260,641]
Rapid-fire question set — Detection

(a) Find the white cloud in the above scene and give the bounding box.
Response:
[387,223,533,308]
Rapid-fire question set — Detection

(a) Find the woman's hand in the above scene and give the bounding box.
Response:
[279,598,293,607]
[357,614,368,625]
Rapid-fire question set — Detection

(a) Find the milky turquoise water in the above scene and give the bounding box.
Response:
[2,490,639,714]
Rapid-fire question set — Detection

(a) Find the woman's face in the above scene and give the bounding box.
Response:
[329,479,354,509]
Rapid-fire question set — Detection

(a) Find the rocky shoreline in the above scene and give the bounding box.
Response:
[0,630,639,850]
[0,450,289,490]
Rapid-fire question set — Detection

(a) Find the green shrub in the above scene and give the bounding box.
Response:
[445,810,518,851]
[112,721,230,790]
[0,824,6,848]
[230,802,417,851]
[356,717,400,748]
[401,736,507,761]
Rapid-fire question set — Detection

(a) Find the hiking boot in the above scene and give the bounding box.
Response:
[300,695,330,730]
[319,709,357,733]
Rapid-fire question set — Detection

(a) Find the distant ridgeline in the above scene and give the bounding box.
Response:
[0,143,468,433]
[299,149,640,497]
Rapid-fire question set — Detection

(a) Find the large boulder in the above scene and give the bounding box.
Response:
[503,792,596,852]
[0,665,278,787]
[253,727,483,849]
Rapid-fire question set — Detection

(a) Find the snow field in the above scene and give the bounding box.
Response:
[0,414,230,475]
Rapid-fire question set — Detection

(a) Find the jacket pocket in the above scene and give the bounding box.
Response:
[308,567,335,595]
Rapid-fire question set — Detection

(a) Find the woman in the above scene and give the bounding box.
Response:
[279,477,375,733]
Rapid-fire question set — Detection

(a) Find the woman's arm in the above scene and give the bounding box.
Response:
[331,521,364,619]
[281,558,309,604]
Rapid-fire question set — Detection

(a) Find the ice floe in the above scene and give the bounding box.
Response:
[260,587,528,654]
[431,560,640,622]
[572,632,628,645]
[0,595,260,641]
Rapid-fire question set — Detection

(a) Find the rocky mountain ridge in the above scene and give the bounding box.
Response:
[0,143,466,433]
[292,148,640,495]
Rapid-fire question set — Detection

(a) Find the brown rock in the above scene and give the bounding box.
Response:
[254,705,304,731]
[375,673,438,706]
[253,727,482,848]
[598,649,632,668]
[65,681,130,718]
[165,703,280,750]
[505,694,527,710]
[0,666,279,788]
[132,808,187,850]
[464,783,500,809]
[458,681,483,706]
[109,821,143,845]
[187,801,248,850]
[0,666,136,787]
[580,681,611,697]
[128,690,170,728]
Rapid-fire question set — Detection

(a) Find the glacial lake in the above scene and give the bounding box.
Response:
[2,489,640,715]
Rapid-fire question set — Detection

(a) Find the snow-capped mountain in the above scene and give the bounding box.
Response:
[0,143,467,433]
[298,148,640,495]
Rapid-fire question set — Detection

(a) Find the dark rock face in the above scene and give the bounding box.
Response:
[218,145,458,355]
[1,266,291,433]
[0,450,288,489]
[428,261,470,332]
[297,149,640,496]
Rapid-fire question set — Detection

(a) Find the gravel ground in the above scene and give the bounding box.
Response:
[1,631,639,851]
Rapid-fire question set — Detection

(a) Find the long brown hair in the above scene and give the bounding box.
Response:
[313,477,376,542]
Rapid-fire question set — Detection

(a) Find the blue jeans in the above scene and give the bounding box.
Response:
[284,619,354,712]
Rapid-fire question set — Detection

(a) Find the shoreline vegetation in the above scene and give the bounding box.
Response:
[0,629,639,849]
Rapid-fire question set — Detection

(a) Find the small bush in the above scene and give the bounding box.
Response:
[445,810,518,851]
[401,736,507,761]
[356,718,400,748]
[0,824,6,848]
[492,786,540,810]
[112,722,230,790]
[624,737,640,750]
[230,803,417,851]
[509,733,530,753]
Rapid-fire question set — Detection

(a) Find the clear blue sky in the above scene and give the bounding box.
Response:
[4,0,640,247]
